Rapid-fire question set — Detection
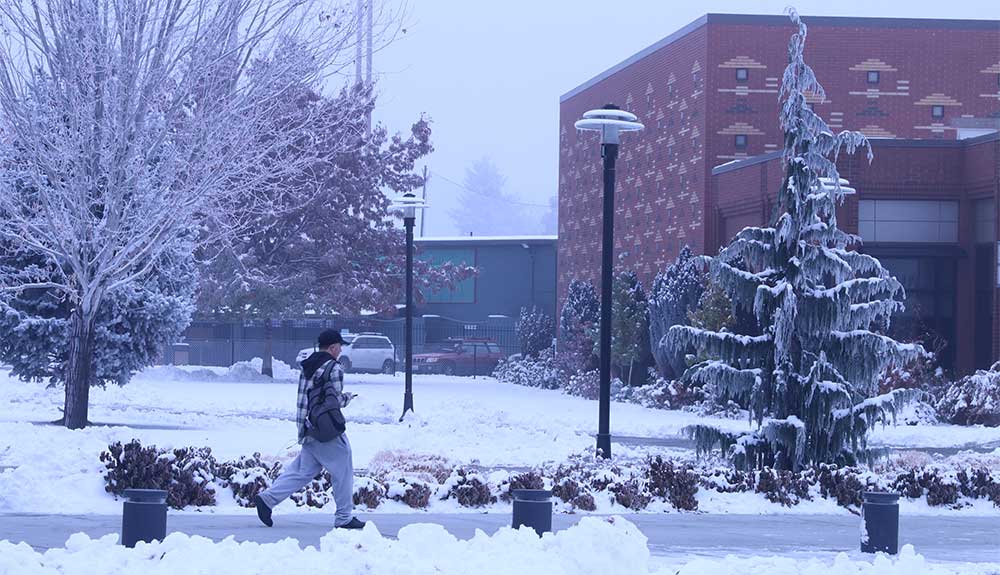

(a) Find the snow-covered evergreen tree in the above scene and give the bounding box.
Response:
[0,240,195,385]
[663,10,922,470]
[516,307,554,358]
[648,246,704,378]
[449,158,530,236]
[610,270,649,386]
[558,280,600,375]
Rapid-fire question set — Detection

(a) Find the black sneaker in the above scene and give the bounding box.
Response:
[336,517,365,530]
[255,495,273,527]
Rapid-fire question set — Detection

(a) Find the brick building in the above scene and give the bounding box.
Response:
[558,14,1000,374]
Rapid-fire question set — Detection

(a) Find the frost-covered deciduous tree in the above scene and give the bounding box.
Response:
[0,0,367,428]
[663,10,922,470]
[196,67,471,376]
[648,246,704,378]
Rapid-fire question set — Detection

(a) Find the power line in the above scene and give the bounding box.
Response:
[429,170,552,209]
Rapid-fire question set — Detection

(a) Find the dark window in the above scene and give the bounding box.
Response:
[932,105,945,119]
[352,338,370,349]
[867,71,880,84]
[736,68,748,81]
[735,134,748,148]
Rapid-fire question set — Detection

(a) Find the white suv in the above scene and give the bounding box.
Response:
[296,333,396,374]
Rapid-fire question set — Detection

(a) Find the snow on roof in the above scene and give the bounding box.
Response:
[416,235,557,243]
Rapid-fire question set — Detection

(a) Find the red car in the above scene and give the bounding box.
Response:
[413,339,505,376]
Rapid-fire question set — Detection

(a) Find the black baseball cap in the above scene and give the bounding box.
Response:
[318,329,351,347]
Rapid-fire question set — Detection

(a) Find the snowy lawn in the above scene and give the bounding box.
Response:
[1,364,999,516]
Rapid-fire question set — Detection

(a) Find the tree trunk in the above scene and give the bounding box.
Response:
[63,310,97,429]
[262,319,274,377]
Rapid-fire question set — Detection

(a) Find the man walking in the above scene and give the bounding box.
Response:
[254,329,365,529]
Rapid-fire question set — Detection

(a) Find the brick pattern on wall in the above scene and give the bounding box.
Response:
[558,15,1000,326]
[558,26,708,308]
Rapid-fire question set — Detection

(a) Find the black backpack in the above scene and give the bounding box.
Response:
[306,361,346,442]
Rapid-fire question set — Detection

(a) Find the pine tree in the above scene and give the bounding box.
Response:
[648,246,704,378]
[663,10,922,470]
[516,306,554,358]
[449,158,529,236]
[0,241,195,385]
[610,270,650,386]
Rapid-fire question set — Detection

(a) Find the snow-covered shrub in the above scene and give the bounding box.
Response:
[814,464,868,509]
[386,476,434,509]
[571,492,597,511]
[441,469,496,507]
[100,440,173,499]
[891,466,962,507]
[648,246,705,378]
[168,447,220,508]
[500,470,545,502]
[368,450,453,484]
[290,470,333,508]
[610,479,651,511]
[353,476,387,509]
[217,453,283,508]
[558,280,600,376]
[755,468,812,507]
[564,370,623,401]
[493,347,561,390]
[99,441,219,509]
[646,456,699,511]
[552,476,582,504]
[516,307,554,358]
[956,468,1000,506]
[698,467,754,494]
[936,366,1000,427]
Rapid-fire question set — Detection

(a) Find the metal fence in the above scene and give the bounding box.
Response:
[166,315,519,368]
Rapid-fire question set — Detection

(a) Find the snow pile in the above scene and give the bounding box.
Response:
[0,517,651,575]
[668,545,999,575]
[136,358,299,383]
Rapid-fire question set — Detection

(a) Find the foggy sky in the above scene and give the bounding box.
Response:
[371,0,998,237]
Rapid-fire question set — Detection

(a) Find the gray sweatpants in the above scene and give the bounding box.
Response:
[259,434,354,526]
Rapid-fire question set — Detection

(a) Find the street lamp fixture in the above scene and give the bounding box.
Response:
[389,190,429,422]
[574,104,643,459]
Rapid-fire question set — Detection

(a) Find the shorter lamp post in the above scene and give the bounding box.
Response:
[574,104,643,459]
[390,190,428,422]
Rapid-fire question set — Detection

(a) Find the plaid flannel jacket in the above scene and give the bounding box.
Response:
[296,358,351,443]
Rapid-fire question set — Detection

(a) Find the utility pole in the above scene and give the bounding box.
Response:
[355,0,363,86]
[420,166,429,237]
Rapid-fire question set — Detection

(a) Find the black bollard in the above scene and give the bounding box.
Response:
[121,489,168,548]
[860,491,900,554]
[512,489,552,536]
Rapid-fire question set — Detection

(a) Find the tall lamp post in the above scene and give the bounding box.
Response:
[390,191,428,422]
[574,104,643,459]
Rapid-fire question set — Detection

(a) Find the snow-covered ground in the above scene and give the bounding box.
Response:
[1,517,996,575]
[1,364,999,516]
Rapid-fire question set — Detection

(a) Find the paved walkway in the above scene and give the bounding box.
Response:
[1,512,996,562]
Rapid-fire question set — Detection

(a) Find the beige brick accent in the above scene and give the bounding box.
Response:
[718,56,767,69]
